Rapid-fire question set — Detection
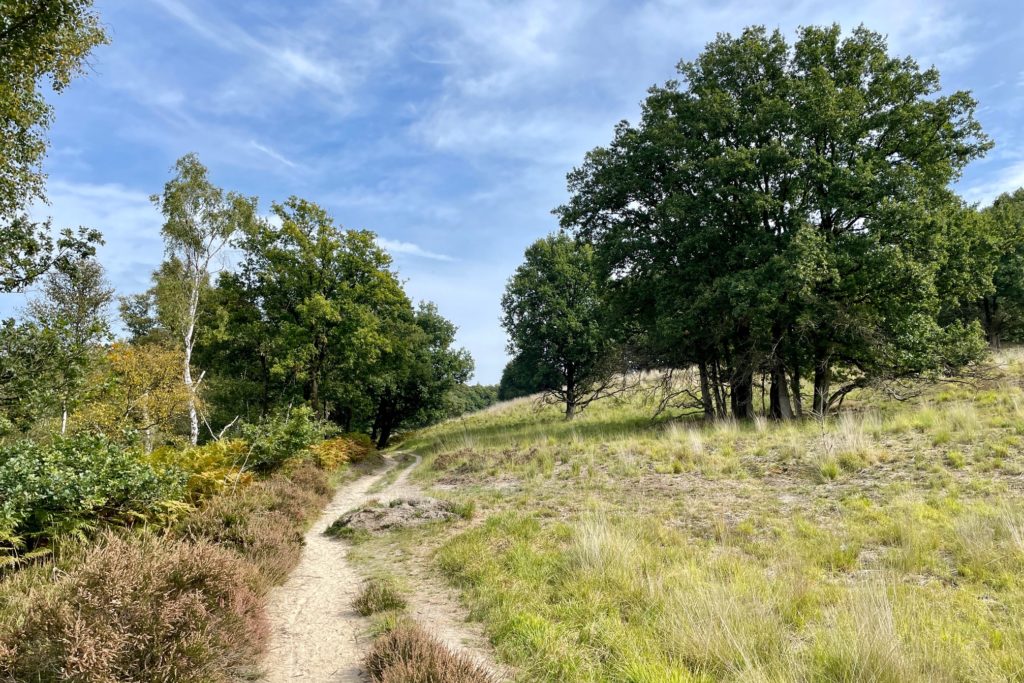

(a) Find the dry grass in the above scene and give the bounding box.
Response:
[365,621,495,683]
[395,351,1024,681]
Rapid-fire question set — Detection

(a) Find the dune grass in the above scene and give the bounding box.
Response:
[382,351,1024,681]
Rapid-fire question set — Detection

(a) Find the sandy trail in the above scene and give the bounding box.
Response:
[260,455,507,682]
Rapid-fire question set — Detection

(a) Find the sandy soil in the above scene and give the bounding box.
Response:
[260,455,508,682]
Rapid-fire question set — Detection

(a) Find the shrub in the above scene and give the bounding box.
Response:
[309,433,375,469]
[0,434,186,557]
[147,438,252,501]
[365,621,494,683]
[240,406,325,472]
[354,578,407,616]
[178,463,332,585]
[0,531,266,682]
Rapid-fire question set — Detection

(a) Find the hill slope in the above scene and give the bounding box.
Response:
[357,353,1024,682]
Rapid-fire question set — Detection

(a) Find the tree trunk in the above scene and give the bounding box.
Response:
[377,425,392,449]
[60,398,68,435]
[982,296,1001,349]
[184,335,199,446]
[790,362,803,418]
[813,354,831,418]
[769,364,794,420]
[564,369,576,420]
[730,366,755,420]
[698,360,715,420]
[711,358,727,419]
[184,272,201,446]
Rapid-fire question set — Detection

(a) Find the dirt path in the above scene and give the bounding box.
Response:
[260,455,507,682]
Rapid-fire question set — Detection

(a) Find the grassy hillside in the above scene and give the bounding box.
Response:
[364,351,1024,682]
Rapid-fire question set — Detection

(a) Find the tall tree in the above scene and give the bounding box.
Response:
[151,154,257,444]
[0,1,107,291]
[25,256,113,432]
[558,25,990,419]
[501,234,617,419]
[197,197,409,429]
[976,189,1024,346]
[368,302,473,448]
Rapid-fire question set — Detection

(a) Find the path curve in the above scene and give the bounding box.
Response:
[260,461,396,682]
[260,454,507,682]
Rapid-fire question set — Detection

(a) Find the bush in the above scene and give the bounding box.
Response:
[147,438,252,501]
[354,578,407,616]
[309,433,375,469]
[365,621,494,683]
[0,434,186,557]
[178,463,332,585]
[239,407,325,472]
[0,531,266,682]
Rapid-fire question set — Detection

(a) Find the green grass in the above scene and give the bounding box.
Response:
[372,352,1024,681]
[353,577,407,616]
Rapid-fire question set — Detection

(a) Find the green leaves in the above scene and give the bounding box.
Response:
[501,234,616,418]
[0,434,185,553]
[558,24,991,418]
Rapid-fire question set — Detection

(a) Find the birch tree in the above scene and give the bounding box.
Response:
[151,154,256,444]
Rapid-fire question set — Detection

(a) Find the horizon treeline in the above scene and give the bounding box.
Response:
[502,25,1024,421]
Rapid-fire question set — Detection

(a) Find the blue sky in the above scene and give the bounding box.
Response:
[11,0,1024,383]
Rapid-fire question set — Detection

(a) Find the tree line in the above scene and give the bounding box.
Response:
[0,3,490,449]
[502,25,1023,421]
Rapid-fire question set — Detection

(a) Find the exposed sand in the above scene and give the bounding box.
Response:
[260,455,507,682]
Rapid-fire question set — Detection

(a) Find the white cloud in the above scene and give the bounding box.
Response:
[376,237,454,262]
[249,140,300,169]
[962,159,1024,205]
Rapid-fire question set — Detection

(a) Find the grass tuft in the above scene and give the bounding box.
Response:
[354,578,407,616]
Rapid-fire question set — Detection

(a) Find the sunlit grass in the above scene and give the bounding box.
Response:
[380,350,1024,681]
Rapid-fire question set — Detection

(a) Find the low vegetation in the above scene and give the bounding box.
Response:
[370,351,1024,682]
[354,577,407,617]
[0,415,369,682]
[365,621,495,683]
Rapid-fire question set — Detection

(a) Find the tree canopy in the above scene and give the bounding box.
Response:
[557,24,991,419]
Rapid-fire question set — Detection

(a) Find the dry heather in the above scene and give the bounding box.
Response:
[1,532,265,682]
[179,462,332,585]
[0,459,340,682]
[365,621,495,683]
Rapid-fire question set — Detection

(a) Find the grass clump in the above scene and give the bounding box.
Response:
[365,620,494,683]
[355,577,407,616]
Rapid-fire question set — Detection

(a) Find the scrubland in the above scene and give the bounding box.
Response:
[362,351,1024,682]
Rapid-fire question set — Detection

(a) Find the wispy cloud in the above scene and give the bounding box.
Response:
[376,237,454,262]
[249,141,299,169]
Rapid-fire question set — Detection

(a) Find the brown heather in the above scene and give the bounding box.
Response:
[1,531,266,682]
[365,621,495,683]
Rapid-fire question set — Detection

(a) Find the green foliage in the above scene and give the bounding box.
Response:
[975,188,1024,345]
[558,24,991,419]
[367,302,475,447]
[498,353,556,401]
[444,383,499,418]
[147,439,251,501]
[238,406,326,472]
[0,434,186,554]
[501,234,617,419]
[0,1,107,291]
[353,577,407,616]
